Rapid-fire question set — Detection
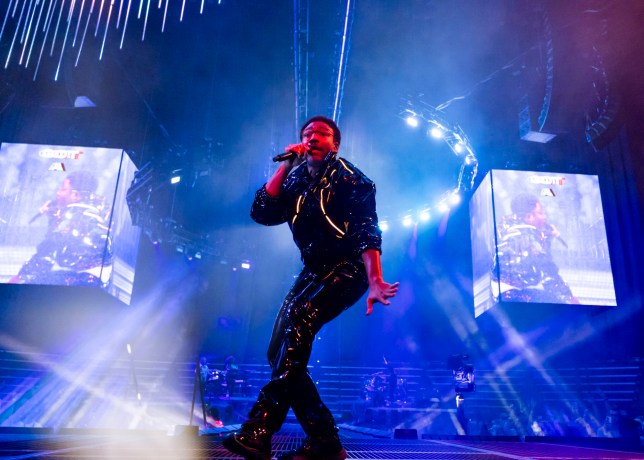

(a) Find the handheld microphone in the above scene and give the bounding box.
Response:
[29,212,44,224]
[29,199,56,224]
[272,150,298,163]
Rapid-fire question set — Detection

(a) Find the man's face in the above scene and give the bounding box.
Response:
[301,121,338,162]
[56,179,80,207]
[525,202,548,229]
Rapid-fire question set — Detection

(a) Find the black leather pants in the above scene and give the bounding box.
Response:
[245,260,368,440]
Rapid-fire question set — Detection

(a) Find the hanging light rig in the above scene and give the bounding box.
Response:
[384,101,479,230]
[0,0,222,81]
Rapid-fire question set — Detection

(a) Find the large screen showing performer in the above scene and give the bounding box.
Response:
[0,143,140,305]
[470,169,617,317]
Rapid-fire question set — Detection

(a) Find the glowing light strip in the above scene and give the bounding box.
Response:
[71,0,86,47]
[116,0,123,27]
[292,194,303,225]
[25,0,48,67]
[0,0,15,45]
[3,0,228,79]
[4,0,28,69]
[32,0,57,79]
[161,0,167,32]
[49,0,66,56]
[18,0,37,66]
[319,191,345,236]
[54,0,77,81]
[119,0,131,48]
[331,0,352,122]
[75,0,95,66]
[99,0,114,60]
[94,0,104,36]
[337,158,353,175]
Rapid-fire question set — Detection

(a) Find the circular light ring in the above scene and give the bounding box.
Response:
[383,102,478,229]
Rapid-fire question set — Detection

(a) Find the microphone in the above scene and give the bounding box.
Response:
[29,212,45,224]
[555,235,568,249]
[29,199,56,224]
[272,150,298,163]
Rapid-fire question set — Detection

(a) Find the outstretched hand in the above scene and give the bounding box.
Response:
[365,279,399,316]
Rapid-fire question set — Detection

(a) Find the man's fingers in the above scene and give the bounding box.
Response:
[365,298,374,316]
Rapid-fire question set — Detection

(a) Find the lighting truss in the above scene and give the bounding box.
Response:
[389,100,479,229]
[400,100,479,191]
[125,160,220,260]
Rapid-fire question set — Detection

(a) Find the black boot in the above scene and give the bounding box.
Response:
[283,373,346,459]
[223,383,289,459]
[277,433,346,460]
[222,422,272,460]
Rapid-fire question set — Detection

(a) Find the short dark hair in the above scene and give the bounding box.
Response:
[67,170,98,194]
[511,193,539,217]
[300,115,341,147]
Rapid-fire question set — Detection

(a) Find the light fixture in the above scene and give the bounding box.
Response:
[430,127,444,139]
[391,101,479,232]
[406,115,419,128]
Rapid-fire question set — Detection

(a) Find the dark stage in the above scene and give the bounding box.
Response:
[0,425,643,459]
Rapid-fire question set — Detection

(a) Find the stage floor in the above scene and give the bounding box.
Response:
[0,425,642,459]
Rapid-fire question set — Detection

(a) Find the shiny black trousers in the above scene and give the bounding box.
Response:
[246,261,368,440]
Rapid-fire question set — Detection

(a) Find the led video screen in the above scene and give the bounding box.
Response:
[470,170,617,317]
[0,143,140,305]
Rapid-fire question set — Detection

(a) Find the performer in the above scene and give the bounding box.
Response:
[224,354,239,397]
[494,193,577,303]
[223,116,398,460]
[11,170,112,287]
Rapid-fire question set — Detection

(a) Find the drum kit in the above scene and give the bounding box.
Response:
[203,369,247,398]
[361,372,408,406]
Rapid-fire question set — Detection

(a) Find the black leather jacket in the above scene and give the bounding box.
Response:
[251,153,382,275]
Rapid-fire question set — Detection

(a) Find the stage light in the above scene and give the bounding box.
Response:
[241,261,251,269]
[74,96,96,108]
[437,202,449,213]
[170,176,181,184]
[521,130,556,143]
[402,215,414,227]
[454,143,464,153]
[194,252,202,259]
[449,193,461,205]
[430,127,444,139]
[126,344,132,354]
[405,116,419,128]
[419,210,430,222]
[379,221,389,232]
